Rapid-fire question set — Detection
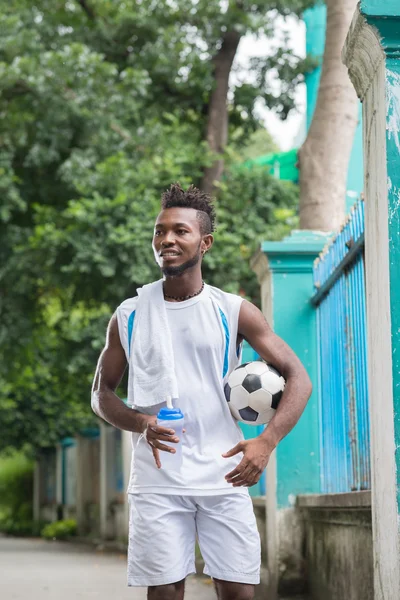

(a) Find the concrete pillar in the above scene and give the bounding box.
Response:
[55,444,63,514]
[33,461,41,522]
[251,230,328,598]
[62,438,77,516]
[76,436,87,533]
[343,3,400,597]
[99,422,116,539]
[76,430,100,535]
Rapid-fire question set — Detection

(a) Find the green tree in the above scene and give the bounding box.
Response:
[0,0,305,452]
[235,128,280,161]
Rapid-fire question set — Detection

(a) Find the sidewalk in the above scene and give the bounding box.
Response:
[0,536,213,599]
[0,536,311,600]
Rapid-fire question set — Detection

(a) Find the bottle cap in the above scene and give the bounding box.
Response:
[157,407,184,420]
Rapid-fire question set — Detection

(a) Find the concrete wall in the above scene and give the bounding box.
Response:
[253,491,373,600]
[298,492,373,600]
[252,498,267,599]
[34,427,129,541]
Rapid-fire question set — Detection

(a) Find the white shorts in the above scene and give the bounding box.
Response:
[127,493,261,587]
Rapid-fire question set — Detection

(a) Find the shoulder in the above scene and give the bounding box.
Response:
[207,284,244,310]
[117,280,162,315]
[116,296,139,316]
[114,296,139,356]
[207,285,244,331]
[115,296,139,338]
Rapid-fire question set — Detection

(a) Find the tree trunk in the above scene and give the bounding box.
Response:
[298,0,359,231]
[201,30,241,195]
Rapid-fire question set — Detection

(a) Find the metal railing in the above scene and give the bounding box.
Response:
[311,199,370,492]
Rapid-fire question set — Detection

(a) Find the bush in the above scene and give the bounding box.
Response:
[0,517,45,537]
[0,452,34,535]
[41,519,77,540]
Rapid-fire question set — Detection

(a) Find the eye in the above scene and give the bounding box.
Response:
[154,230,162,236]
[177,229,188,235]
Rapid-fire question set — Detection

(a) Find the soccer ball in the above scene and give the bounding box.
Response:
[224,360,285,425]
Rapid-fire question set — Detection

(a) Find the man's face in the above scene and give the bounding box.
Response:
[152,207,210,277]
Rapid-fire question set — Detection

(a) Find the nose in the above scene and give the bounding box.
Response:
[161,232,176,246]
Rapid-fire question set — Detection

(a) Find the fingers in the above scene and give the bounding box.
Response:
[146,425,179,444]
[225,466,241,481]
[150,432,180,443]
[222,442,243,458]
[151,440,177,453]
[150,425,176,437]
[231,470,261,487]
[145,424,179,456]
[152,447,161,469]
[225,461,263,487]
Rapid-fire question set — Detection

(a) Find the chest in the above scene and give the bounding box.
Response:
[166,304,225,355]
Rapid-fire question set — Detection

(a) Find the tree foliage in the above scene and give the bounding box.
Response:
[0,0,309,452]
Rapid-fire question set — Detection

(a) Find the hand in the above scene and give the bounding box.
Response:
[144,417,181,469]
[223,438,273,487]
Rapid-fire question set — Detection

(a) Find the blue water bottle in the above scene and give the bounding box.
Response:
[156,397,184,472]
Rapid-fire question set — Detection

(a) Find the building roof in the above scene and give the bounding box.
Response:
[243,148,299,183]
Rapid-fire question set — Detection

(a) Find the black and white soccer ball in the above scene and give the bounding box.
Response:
[224,360,285,425]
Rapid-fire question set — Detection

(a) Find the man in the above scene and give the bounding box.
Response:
[91,183,312,600]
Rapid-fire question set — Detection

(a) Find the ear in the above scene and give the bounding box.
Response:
[201,234,213,255]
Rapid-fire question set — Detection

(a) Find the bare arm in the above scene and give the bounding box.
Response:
[223,299,312,487]
[91,314,182,468]
[91,313,151,433]
[238,299,312,448]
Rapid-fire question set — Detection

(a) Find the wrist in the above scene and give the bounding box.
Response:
[259,422,280,451]
[138,413,154,434]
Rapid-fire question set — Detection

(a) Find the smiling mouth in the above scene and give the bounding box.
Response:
[160,252,180,258]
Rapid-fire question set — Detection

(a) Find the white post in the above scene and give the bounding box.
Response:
[343,4,400,598]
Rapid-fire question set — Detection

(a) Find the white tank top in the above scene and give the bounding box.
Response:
[116,283,248,495]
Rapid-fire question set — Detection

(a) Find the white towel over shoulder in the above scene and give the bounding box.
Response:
[129,279,179,408]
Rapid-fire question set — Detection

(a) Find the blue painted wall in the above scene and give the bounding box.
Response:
[261,232,328,507]
[272,268,321,507]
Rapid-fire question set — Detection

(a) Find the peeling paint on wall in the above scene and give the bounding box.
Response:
[388,182,400,225]
[386,69,400,154]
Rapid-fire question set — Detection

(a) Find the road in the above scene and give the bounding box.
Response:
[0,536,214,600]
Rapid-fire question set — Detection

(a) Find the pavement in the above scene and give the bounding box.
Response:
[0,536,312,600]
[0,536,214,600]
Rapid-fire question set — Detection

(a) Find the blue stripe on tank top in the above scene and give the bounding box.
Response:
[127,310,136,357]
[218,307,230,378]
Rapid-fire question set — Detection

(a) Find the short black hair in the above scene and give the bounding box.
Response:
[161,183,216,235]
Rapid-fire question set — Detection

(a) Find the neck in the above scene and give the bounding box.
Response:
[162,270,203,301]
